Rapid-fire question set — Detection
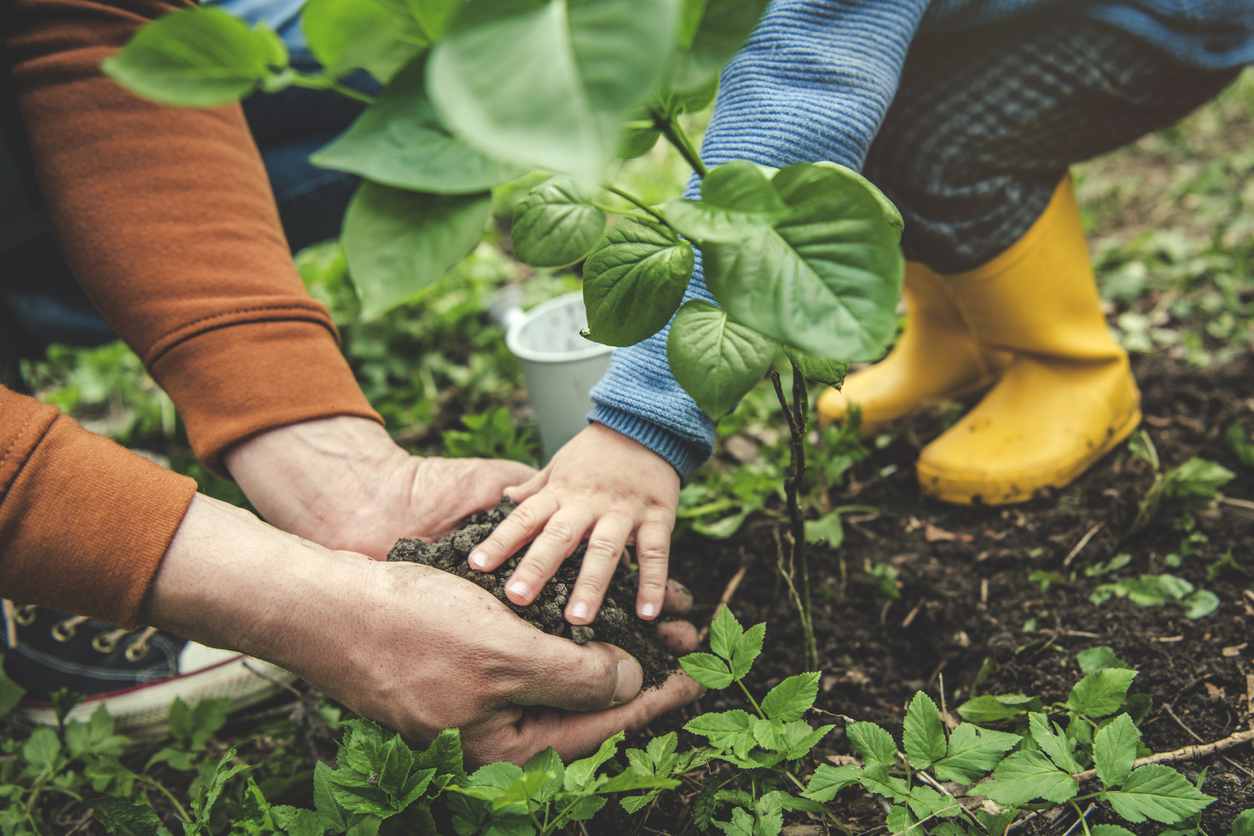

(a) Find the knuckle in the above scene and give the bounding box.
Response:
[636,543,669,565]
[538,517,581,546]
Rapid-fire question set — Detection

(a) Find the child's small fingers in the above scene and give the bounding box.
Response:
[566,511,633,625]
[503,504,595,605]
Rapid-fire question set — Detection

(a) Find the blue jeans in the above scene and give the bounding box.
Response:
[0,57,374,358]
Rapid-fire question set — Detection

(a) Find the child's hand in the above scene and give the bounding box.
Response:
[466,423,680,624]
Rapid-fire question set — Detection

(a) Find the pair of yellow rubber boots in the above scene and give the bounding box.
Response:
[818,177,1141,504]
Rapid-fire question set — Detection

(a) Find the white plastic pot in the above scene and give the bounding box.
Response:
[504,290,614,462]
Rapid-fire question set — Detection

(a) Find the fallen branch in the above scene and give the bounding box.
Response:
[1072,728,1254,782]
[697,564,748,644]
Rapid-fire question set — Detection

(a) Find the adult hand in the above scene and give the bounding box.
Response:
[146,495,701,766]
[223,415,535,558]
[465,423,681,628]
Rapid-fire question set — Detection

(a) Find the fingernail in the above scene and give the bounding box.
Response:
[570,601,589,622]
[613,659,643,705]
[469,552,489,570]
[639,601,657,618]
[506,580,530,601]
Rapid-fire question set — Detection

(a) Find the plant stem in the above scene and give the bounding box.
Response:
[771,367,818,671]
[287,72,376,105]
[736,679,766,720]
[605,185,670,226]
[657,113,707,178]
[139,774,192,822]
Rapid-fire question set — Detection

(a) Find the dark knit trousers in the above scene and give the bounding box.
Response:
[863,14,1243,275]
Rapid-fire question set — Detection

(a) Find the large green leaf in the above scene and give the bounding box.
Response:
[1093,714,1139,789]
[668,0,768,93]
[583,216,694,346]
[662,161,789,241]
[802,764,861,802]
[1101,765,1214,824]
[312,60,522,193]
[666,300,776,418]
[974,751,1077,807]
[428,0,679,187]
[102,7,286,107]
[303,0,427,82]
[932,723,1020,784]
[903,693,946,770]
[810,161,903,240]
[679,652,734,690]
[782,345,848,387]
[510,178,606,267]
[344,182,491,319]
[846,721,897,768]
[761,673,819,722]
[699,162,903,361]
[1066,669,1138,719]
[1028,712,1082,774]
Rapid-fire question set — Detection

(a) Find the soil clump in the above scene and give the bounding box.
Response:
[387,498,677,689]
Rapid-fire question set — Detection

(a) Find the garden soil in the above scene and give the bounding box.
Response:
[607,352,1254,835]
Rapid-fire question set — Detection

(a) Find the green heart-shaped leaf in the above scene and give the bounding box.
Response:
[667,300,776,418]
[428,0,679,187]
[344,182,491,320]
[583,216,694,346]
[511,177,606,267]
[312,59,524,194]
[701,162,903,361]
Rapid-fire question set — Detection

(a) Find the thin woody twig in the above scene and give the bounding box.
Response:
[1072,727,1254,782]
[1162,703,1254,778]
[697,565,749,644]
[1063,523,1102,567]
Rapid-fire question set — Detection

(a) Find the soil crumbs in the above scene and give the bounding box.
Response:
[638,354,1254,836]
[387,498,676,690]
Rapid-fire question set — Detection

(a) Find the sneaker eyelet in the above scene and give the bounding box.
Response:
[14,605,37,626]
[125,641,150,662]
[92,632,122,653]
[51,620,78,642]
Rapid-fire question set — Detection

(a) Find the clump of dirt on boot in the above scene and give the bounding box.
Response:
[387,499,676,689]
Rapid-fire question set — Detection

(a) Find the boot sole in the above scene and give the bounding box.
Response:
[917,407,1142,505]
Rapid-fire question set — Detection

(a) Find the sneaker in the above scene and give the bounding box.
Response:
[2,601,296,741]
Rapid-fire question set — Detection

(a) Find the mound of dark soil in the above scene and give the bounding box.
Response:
[387,499,676,689]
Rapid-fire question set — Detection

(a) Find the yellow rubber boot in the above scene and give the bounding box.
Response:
[916,177,1141,504]
[817,261,1010,435]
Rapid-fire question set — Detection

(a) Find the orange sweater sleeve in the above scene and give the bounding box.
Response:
[5,0,381,477]
[0,386,197,627]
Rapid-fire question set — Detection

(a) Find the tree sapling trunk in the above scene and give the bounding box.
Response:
[772,363,819,671]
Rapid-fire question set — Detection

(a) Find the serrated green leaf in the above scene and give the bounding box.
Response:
[1101,764,1214,824]
[598,770,681,793]
[1067,669,1139,720]
[679,652,734,689]
[713,806,756,836]
[729,622,765,680]
[903,692,946,770]
[709,605,743,661]
[344,181,491,320]
[802,764,861,802]
[972,750,1076,806]
[583,215,694,346]
[1028,713,1081,774]
[0,665,25,719]
[885,804,919,836]
[1231,808,1254,836]
[102,7,285,107]
[646,732,678,770]
[907,785,961,818]
[23,727,61,771]
[699,162,903,361]
[685,710,754,755]
[272,805,326,836]
[511,177,606,268]
[564,731,623,792]
[750,717,784,750]
[804,510,844,547]
[523,747,563,802]
[668,299,778,418]
[1162,458,1234,502]
[1089,827,1136,836]
[311,59,523,194]
[1093,714,1139,789]
[428,0,679,187]
[847,721,897,767]
[861,763,909,803]
[303,0,426,82]
[1076,646,1132,674]
[761,673,820,722]
[977,808,1016,836]
[494,770,554,810]
[89,797,164,836]
[956,695,1032,724]
[314,762,347,832]
[932,724,1020,784]
[782,721,834,761]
